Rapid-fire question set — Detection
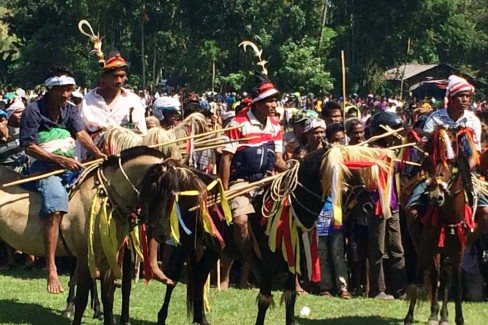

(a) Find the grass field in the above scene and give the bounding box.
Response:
[0,267,487,325]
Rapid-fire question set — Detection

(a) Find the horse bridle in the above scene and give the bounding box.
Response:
[96,158,142,217]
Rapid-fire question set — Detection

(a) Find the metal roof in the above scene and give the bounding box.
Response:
[384,64,440,81]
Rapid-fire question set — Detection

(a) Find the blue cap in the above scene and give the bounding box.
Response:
[0,110,8,118]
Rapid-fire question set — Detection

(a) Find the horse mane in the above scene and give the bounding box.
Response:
[320,144,396,220]
[103,113,207,157]
[320,144,394,196]
[104,125,145,154]
[103,146,166,168]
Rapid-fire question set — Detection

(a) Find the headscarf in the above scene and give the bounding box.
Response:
[5,97,25,120]
[251,71,279,103]
[446,75,474,98]
[304,118,326,133]
[103,54,128,73]
[44,75,76,89]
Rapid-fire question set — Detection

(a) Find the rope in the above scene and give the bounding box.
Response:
[261,160,300,218]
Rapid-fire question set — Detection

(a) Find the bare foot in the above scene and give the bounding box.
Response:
[47,272,64,294]
[152,267,175,286]
[220,281,230,290]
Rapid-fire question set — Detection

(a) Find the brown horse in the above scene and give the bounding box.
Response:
[0,146,166,325]
[404,128,477,325]
[138,159,227,325]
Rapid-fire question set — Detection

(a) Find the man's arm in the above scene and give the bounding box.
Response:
[76,130,107,160]
[220,152,233,190]
[25,144,83,171]
[275,152,287,172]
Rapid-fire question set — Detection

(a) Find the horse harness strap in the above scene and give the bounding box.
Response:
[118,156,140,196]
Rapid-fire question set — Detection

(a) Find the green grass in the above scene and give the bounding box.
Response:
[0,267,487,324]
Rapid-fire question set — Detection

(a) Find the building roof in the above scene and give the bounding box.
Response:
[384,64,441,81]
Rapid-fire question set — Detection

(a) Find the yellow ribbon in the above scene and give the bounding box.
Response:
[99,196,122,279]
[87,187,121,279]
[129,226,144,261]
[169,195,181,244]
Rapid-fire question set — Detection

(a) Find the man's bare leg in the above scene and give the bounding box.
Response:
[220,255,234,290]
[148,238,174,286]
[43,211,64,294]
[234,214,260,288]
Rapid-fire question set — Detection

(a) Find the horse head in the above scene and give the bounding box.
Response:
[99,146,166,217]
[425,163,453,208]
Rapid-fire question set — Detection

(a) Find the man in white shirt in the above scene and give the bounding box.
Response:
[80,53,147,144]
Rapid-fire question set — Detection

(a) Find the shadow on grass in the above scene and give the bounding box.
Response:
[0,265,48,280]
[296,315,402,324]
[0,299,70,324]
[0,299,155,325]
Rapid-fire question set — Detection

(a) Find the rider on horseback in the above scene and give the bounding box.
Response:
[405,75,488,238]
[19,67,107,294]
[219,72,287,289]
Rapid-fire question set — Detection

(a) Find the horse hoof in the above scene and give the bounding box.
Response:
[61,310,73,319]
[439,321,449,325]
[121,322,131,325]
[93,310,104,320]
[428,320,439,325]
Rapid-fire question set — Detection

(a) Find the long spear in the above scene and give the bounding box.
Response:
[3,124,244,188]
[2,158,104,188]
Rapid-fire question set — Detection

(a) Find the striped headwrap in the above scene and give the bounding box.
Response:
[251,71,279,103]
[446,75,474,98]
[103,54,128,73]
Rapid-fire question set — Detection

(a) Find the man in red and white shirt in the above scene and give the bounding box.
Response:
[219,73,286,288]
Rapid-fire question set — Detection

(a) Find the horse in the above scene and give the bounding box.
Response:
[404,127,478,325]
[60,112,208,323]
[138,158,229,325]
[251,144,396,325]
[0,146,167,325]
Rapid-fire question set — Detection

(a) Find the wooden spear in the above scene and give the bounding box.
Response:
[2,158,104,188]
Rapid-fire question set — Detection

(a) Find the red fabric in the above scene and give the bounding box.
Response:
[213,206,225,222]
[104,55,127,71]
[343,161,376,169]
[438,227,445,248]
[140,224,152,283]
[310,229,321,283]
[281,207,295,268]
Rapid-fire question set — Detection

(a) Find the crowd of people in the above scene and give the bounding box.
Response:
[1,56,488,306]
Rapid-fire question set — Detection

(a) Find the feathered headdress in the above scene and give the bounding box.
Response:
[239,41,279,103]
[78,20,105,67]
[78,20,129,73]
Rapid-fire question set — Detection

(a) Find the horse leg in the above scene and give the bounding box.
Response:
[72,262,91,325]
[451,253,464,325]
[99,262,116,325]
[404,284,418,325]
[283,273,297,325]
[120,245,133,325]
[428,255,441,325]
[439,256,452,325]
[157,243,187,325]
[62,257,77,319]
[192,248,220,325]
[90,278,104,320]
[255,250,278,325]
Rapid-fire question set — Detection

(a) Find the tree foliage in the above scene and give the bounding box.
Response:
[1,0,488,94]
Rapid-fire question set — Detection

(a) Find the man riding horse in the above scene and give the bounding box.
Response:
[19,66,107,293]
[219,71,287,289]
[405,75,488,243]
